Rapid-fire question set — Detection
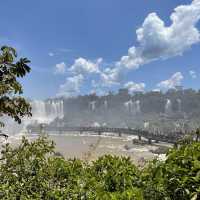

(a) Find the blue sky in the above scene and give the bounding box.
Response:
[1,0,200,99]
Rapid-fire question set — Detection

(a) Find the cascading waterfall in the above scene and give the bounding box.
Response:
[31,100,64,124]
[89,101,96,111]
[124,100,133,113]
[46,100,64,121]
[1,99,64,134]
[144,121,149,129]
[31,100,47,123]
[165,99,172,114]
[135,100,141,114]
[104,100,108,110]
[124,100,141,114]
[177,99,181,112]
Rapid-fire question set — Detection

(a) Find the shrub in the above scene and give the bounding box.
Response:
[0,136,199,199]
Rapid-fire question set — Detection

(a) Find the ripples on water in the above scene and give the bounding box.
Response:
[0,132,164,163]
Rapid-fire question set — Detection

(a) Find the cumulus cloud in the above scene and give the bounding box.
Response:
[100,67,122,86]
[124,81,146,93]
[56,58,103,96]
[97,0,200,86]
[189,70,197,78]
[157,72,184,89]
[55,62,66,74]
[69,57,102,75]
[56,0,200,96]
[118,0,200,69]
[57,74,84,97]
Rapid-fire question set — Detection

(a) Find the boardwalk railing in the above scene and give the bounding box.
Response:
[28,126,184,144]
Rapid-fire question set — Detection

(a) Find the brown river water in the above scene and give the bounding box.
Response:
[0,132,169,165]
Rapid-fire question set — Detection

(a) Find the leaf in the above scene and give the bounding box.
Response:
[191,193,198,200]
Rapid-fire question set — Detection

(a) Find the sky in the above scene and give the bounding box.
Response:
[1,0,200,99]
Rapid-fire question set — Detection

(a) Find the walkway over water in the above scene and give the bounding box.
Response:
[28,126,184,144]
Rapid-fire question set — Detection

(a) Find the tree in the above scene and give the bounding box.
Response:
[0,46,31,130]
[0,135,199,199]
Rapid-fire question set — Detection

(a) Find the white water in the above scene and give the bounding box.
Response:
[165,99,172,114]
[104,100,108,109]
[135,100,141,114]
[31,100,64,124]
[124,100,141,114]
[177,99,181,112]
[124,100,133,113]
[144,121,150,129]
[1,99,64,135]
[89,101,96,111]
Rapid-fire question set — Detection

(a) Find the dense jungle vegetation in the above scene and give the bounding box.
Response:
[0,136,199,199]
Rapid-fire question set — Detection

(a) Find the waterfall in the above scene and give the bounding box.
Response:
[89,101,96,111]
[104,100,108,109]
[165,99,172,114]
[124,100,133,113]
[135,100,141,114]
[31,100,48,123]
[47,100,64,120]
[1,99,64,134]
[124,100,141,114]
[144,121,149,129]
[31,100,64,124]
[177,99,181,112]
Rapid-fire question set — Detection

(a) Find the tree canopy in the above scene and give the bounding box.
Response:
[0,46,31,128]
[0,136,199,199]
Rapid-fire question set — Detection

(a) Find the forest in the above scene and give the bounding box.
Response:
[0,135,199,199]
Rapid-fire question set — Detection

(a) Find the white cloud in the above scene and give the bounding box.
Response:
[157,72,184,89]
[100,67,122,86]
[48,52,54,57]
[49,48,72,57]
[55,62,66,74]
[69,57,102,75]
[57,58,104,96]
[124,81,146,93]
[118,0,200,69]
[189,70,197,78]
[96,0,200,87]
[57,74,84,97]
[56,0,200,96]
[91,80,98,88]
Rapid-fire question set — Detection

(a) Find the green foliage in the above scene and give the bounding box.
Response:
[141,140,200,200]
[0,46,31,127]
[164,142,200,199]
[91,155,140,192]
[0,136,199,199]
[0,137,54,199]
